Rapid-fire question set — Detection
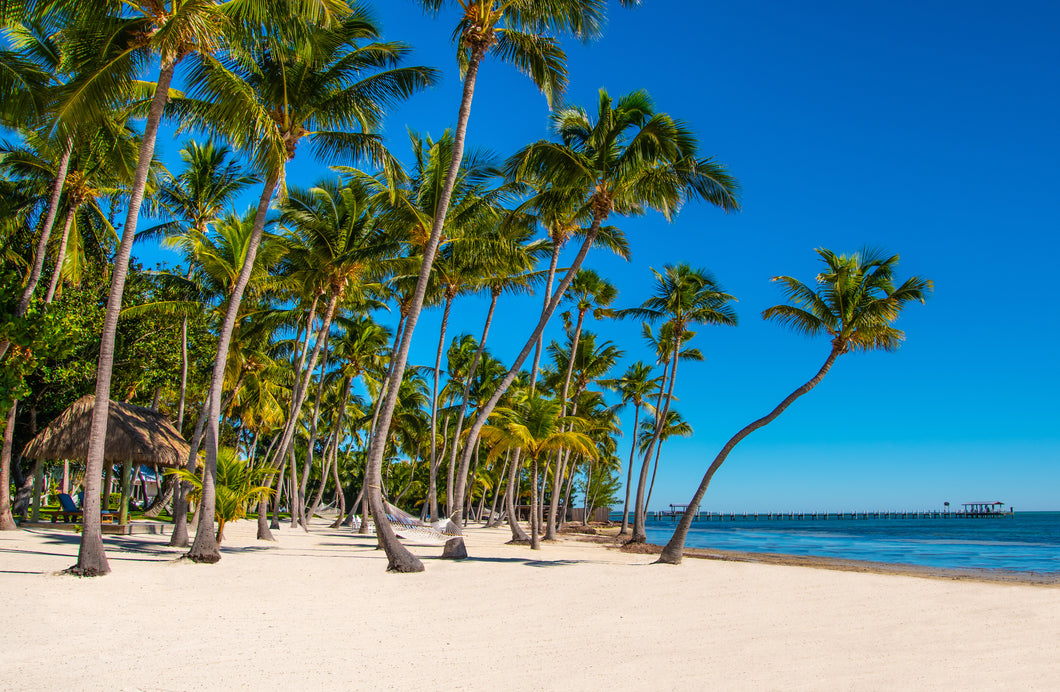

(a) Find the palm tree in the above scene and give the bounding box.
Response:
[169,447,276,543]
[620,264,737,544]
[70,0,233,576]
[448,89,741,557]
[369,0,631,571]
[478,391,597,549]
[657,248,932,564]
[600,361,659,534]
[137,139,258,429]
[271,177,398,528]
[177,12,436,564]
[638,409,692,511]
[544,269,616,538]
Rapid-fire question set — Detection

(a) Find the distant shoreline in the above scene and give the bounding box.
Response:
[562,526,1060,586]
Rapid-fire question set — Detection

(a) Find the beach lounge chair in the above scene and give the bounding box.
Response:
[47,493,119,524]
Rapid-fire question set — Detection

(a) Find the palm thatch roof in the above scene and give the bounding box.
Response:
[22,395,190,468]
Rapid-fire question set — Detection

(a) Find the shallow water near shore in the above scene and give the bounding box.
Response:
[639,511,1060,573]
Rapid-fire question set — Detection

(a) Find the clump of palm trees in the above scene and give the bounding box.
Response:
[0,1,930,579]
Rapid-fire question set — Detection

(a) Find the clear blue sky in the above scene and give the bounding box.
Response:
[140,1,1059,511]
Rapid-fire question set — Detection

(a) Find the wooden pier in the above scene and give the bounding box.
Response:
[645,503,1014,522]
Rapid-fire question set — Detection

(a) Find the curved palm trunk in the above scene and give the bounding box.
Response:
[298,323,334,526]
[529,458,541,550]
[657,347,843,564]
[0,404,17,530]
[365,47,488,573]
[43,208,76,304]
[444,290,498,520]
[632,345,679,544]
[528,245,560,386]
[644,432,666,510]
[169,394,210,546]
[428,295,453,521]
[74,63,175,576]
[618,402,641,535]
[448,224,602,545]
[187,169,281,564]
[545,309,586,540]
[16,137,72,316]
[504,449,530,543]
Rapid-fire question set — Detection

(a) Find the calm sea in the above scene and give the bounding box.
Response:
[628,511,1060,573]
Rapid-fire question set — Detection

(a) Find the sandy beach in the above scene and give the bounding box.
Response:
[3,520,1059,690]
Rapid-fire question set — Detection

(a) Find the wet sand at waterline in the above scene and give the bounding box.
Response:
[3,521,1058,690]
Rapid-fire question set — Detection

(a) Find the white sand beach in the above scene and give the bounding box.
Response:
[2,521,1058,690]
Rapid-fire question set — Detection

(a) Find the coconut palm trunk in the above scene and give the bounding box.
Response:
[443,289,498,517]
[298,324,334,526]
[449,224,601,538]
[632,342,680,543]
[427,294,453,520]
[43,208,76,304]
[170,392,212,546]
[528,245,560,385]
[618,400,641,535]
[658,347,842,564]
[504,449,531,543]
[0,405,17,530]
[74,63,175,576]
[545,307,586,539]
[365,46,489,573]
[187,170,281,563]
[16,137,72,316]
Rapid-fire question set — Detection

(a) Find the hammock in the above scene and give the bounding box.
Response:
[349,502,461,545]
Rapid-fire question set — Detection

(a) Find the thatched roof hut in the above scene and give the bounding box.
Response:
[22,395,190,468]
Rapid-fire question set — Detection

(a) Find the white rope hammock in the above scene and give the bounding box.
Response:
[349,502,460,545]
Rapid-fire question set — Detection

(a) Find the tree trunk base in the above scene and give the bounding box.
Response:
[184,552,221,565]
[187,530,221,564]
[655,545,683,565]
[386,553,425,573]
[505,538,530,546]
[441,536,467,559]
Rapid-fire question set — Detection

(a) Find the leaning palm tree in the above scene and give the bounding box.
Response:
[177,12,436,564]
[620,264,737,544]
[657,247,932,564]
[447,89,740,557]
[368,0,634,571]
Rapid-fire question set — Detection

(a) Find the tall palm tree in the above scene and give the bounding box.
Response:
[448,88,740,556]
[638,409,692,510]
[599,360,659,535]
[620,263,737,544]
[271,176,398,528]
[69,0,234,576]
[657,248,932,564]
[177,13,436,564]
[544,268,615,538]
[369,0,630,571]
[138,139,258,429]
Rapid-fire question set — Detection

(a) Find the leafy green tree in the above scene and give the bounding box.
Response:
[657,248,932,564]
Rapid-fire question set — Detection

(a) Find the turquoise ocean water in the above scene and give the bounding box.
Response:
[626,511,1060,573]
